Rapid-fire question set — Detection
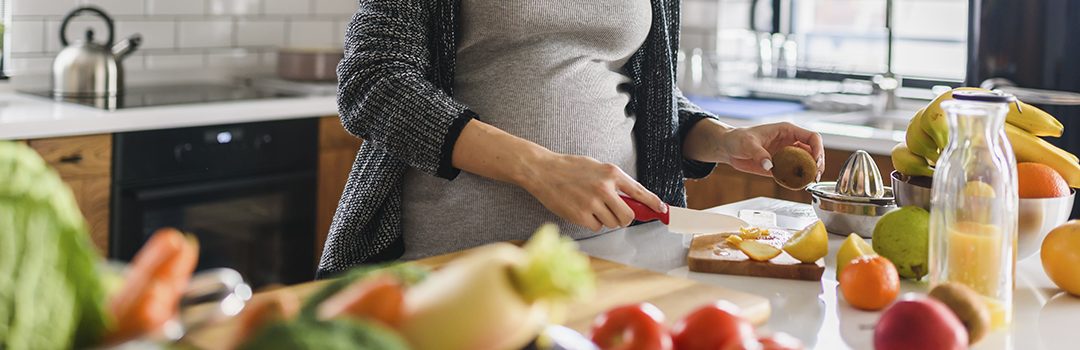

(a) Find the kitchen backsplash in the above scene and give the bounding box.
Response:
[7,0,358,76]
[7,0,730,77]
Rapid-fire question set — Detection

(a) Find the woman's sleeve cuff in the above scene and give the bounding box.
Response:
[435,109,478,180]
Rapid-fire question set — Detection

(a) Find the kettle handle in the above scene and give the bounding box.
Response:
[59,6,114,47]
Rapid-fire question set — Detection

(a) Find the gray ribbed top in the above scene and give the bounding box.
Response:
[399,0,652,259]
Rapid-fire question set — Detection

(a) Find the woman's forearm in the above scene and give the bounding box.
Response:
[450,119,554,188]
[682,118,735,163]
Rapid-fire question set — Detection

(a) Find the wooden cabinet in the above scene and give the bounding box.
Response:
[26,134,112,255]
[684,148,895,210]
[316,116,364,260]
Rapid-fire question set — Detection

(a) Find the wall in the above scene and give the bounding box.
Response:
[8,0,736,79]
[7,0,358,76]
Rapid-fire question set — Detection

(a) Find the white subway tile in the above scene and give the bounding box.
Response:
[146,0,206,15]
[80,0,145,16]
[287,20,334,49]
[264,0,310,15]
[117,21,175,49]
[237,20,286,47]
[313,0,356,15]
[9,56,55,74]
[10,20,45,54]
[208,0,262,16]
[178,20,233,48]
[12,0,79,16]
[120,53,146,71]
[145,53,206,70]
[206,50,260,68]
[47,17,114,52]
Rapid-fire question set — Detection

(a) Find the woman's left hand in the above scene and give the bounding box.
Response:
[704,122,825,179]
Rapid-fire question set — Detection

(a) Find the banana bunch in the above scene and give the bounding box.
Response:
[894,87,1080,188]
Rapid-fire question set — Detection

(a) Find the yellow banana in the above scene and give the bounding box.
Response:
[1008,101,1063,137]
[1005,123,1080,187]
[906,108,941,164]
[891,143,935,178]
[920,87,1064,149]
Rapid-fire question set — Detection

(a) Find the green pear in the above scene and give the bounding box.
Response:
[872,206,930,280]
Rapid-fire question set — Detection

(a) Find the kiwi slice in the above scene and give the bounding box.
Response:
[929,282,992,345]
[771,146,817,190]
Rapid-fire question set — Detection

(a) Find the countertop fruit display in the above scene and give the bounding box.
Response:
[894,87,1080,190]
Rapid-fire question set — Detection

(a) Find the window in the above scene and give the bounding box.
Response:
[716,0,967,83]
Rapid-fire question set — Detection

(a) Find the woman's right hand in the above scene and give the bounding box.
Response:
[518,153,667,232]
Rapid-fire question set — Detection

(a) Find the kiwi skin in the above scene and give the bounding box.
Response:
[771,146,818,190]
[929,282,991,345]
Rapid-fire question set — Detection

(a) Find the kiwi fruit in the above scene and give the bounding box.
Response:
[771,146,818,190]
[929,282,992,345]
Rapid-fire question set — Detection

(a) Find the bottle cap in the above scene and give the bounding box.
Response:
[952,90,1016,103]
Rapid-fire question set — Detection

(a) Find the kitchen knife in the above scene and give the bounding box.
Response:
[619,194,749,234]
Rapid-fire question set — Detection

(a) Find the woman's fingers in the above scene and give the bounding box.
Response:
[615,175,666,214]
[603,193,636,227]
[592,201,623,230]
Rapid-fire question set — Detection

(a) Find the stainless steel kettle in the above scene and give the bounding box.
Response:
[51,6,141,98]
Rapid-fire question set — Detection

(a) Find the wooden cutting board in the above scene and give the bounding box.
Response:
[688,230,825,281]
[185,253,771,349]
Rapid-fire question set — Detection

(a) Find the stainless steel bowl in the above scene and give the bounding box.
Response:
[889,170,1075,259]
[808,182,898,238]
[890,171,932,210]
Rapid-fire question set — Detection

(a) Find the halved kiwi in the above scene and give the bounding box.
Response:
[771,146,817,190]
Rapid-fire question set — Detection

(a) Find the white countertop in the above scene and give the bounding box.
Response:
[0,90,904,155]
[577,197,1080,350]
[0,93,338,140]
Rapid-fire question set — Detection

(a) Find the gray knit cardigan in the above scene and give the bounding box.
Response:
[318,0,720,277]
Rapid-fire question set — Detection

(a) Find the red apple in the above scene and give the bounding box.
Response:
[758,332,804,350]
[874,298,968,350]
[671,301,757,350]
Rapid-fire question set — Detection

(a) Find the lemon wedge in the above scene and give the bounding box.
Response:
[836,233,875,276]
[783,220,829,263]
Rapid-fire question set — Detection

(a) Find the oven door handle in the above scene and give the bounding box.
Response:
[131,171,314,201]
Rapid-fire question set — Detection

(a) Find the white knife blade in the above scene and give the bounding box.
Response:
[665,206,749,234]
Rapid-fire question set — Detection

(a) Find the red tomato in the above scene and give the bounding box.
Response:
[758,332,804,350]
[591,303,673,350]
[671,301,757,350]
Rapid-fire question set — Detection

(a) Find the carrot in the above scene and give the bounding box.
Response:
[316,275,406,328]
[108,229,185,328]
[105,228,201,345]
[104,280,176,344]
[231,290,301,349]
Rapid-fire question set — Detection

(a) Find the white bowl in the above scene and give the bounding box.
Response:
[1018,191,1075,260]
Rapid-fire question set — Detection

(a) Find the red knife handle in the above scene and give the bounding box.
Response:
[618,194,669,225]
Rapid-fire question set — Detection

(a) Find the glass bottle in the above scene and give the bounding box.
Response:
[928,91,1018,330]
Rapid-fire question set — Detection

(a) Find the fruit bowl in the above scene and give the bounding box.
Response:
[890,171,1075,259]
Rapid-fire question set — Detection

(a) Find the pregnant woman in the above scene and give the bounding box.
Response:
[318,0,825,276]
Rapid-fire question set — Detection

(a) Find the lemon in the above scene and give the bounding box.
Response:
[964,180,996,198]
[783,220,829,263]
[836,233,875,277]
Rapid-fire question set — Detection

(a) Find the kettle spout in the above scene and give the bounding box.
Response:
[112,34,142,60]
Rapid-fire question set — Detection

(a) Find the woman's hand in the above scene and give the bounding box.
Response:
[451,119,666,232]
[685,120,825,179]
[518,153,667,232]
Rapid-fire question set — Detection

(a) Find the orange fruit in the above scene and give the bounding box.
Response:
[1018,162,1070,198]
[1042,220,1080,296]
[840,256,900,310]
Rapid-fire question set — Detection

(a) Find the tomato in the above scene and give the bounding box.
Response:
[671,301,757,350]
[758,332,804,350]
[590,303,673,350]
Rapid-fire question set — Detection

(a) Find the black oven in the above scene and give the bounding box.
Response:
[111,119,318,287]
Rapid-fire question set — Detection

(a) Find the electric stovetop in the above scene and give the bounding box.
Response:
[24,83,302,110]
